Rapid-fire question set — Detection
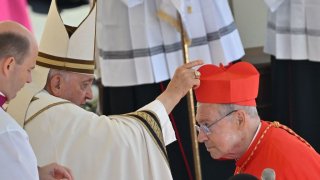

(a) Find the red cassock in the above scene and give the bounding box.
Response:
[235,120,320,179]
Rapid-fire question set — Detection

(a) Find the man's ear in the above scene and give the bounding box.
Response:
[49,75,62,96]
[235,110,246,128]
[2,57,16,77]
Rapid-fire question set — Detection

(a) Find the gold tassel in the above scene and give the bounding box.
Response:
[157,10,191,45]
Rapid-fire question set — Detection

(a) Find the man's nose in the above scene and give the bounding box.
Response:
[197,130,208,143]
[86,87,93,100]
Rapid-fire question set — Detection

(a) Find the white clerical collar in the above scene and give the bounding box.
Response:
[248,122,262,148]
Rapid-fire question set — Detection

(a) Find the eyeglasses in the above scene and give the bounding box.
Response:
[195,110,238,135]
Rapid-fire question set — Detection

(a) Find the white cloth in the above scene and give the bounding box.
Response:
[24,90,175,180]
[96,0,244,86]
[264,0,285,12]
[264,0,320,61]
[0,108,39,180]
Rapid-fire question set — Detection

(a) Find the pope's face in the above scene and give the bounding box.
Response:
[59,73,94,106]
[196,103,242,160]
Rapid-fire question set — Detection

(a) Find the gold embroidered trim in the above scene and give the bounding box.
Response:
[36,52,95,74]
[124,111,168,165]
[235,121,312,174]
[276,122,311,148]
[24,101,70,128]
[235,122,274,174]
[31,96,39,102]
[129,111,165,145]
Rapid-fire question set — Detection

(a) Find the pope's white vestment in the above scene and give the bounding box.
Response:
[24,90,175,180]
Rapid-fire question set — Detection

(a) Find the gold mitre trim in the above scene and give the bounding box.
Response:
[38,0,97,75]
[37,52,95,74]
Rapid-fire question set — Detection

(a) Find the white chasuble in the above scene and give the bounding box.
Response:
[24,91,175,180]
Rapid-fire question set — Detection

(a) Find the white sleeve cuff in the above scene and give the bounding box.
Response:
[139,100,176,145]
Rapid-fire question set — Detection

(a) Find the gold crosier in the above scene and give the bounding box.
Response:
[157,6,202,180]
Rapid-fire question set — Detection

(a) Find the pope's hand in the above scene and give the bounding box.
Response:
[157,60,203,114]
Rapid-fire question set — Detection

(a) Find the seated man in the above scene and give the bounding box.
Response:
[7,0,203,179]
[194,62,320,179]
[0,21,73,180]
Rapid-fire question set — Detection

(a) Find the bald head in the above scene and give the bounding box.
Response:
[0,21,38,64]
[0,21,38,100]
[0,21,32,35]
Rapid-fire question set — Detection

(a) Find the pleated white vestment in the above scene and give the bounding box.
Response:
[97,0,244,86]
[264,0,320,61]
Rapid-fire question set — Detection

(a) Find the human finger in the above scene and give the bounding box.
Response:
[53,164,74,180]
[183,59,204,69]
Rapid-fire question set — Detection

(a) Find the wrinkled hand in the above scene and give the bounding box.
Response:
[168,60,203,96]
[38,163,73,180]
[157,60,203,113]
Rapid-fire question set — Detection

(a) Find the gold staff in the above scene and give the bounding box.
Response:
[177,12,202,180]
[157,8,202,180]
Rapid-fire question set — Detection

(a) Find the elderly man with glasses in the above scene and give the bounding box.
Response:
[194,62,320,179]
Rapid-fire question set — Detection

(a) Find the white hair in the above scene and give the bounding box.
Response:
[44,69,73,91]
[47,69,71,82]
[216,104,260,119]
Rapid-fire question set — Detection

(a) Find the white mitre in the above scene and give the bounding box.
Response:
[7,0,97,127]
